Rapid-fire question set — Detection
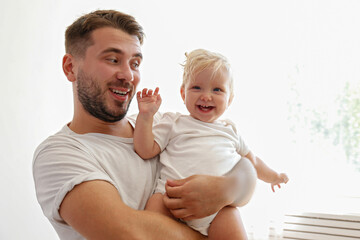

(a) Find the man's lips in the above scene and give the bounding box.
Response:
[109,88,131,100]
[110,88,129,96]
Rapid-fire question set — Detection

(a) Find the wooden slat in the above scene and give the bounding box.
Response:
[284,215,360,229]
[282,212,360,240]
[283,230,360,240]
[286,213,360,222]
[284,224,360,238]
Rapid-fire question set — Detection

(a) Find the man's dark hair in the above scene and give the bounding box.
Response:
[65,10,144,57]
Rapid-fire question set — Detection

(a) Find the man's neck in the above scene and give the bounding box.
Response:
[69,113,134,138]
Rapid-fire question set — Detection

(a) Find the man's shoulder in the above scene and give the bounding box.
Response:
[33,125,85,162]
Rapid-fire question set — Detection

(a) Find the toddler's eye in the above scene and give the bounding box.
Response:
[213,88,222,92]
[192,86,201,90]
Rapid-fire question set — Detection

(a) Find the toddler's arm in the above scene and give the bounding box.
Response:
[134,88,162,159]
[245,151,289,192]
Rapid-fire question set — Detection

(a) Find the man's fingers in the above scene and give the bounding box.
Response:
[170,208,193,220]
[166,178,189,187]
[181,215,196,221]
[165,183,183,198]
[163,194,183,209]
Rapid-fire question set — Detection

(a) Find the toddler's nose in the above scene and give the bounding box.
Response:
[201,94,212,101]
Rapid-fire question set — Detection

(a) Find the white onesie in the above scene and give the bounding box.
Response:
[152,112,250,235]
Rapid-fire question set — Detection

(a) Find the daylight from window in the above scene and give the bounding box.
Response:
[130,1,360,237]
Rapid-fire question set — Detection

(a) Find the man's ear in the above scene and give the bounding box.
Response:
[62,54,77,82]
[180,87,186,103]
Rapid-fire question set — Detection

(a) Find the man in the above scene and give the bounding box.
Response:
[33,10,257,239]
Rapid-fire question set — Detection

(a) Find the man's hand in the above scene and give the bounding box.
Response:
[163,175,230,221]
[163,158,258,221]
[137,87,162,117]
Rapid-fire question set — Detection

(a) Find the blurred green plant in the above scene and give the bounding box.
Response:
[288,78,360,170]
[310,82,360,167]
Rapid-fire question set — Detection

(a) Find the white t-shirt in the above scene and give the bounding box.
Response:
[32,116,159,240]
[153,112,250,193]
[152,112,250,235]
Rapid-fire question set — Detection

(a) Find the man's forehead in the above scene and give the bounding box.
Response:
[90,27,142,55]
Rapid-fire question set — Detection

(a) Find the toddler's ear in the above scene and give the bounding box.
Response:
[180,87,186,103]
[228,94,234,107]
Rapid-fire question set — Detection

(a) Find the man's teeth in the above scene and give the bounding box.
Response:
[112,89,128,95]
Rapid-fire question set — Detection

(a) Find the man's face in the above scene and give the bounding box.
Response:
[74,27,142,122]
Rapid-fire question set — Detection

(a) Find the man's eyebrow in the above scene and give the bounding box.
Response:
[135,52,143,60]
[101,48,143,59]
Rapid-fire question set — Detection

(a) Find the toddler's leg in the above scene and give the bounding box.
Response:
[227,157,257,207]
[208,206,247,240]
[145,193,173,218]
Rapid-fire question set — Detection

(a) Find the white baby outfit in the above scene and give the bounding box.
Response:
[152,112,250,235]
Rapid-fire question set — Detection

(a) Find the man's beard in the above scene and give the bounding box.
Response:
[76,69,134,123]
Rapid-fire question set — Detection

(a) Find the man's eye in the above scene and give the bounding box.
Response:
[132,62,140,69]
[107,58,118,63]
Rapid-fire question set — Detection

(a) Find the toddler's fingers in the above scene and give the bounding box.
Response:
[136,91,141,99]
[282,174,289,183]
[142,88,148,97]
[148,89,153,96]
[154,87,160,95]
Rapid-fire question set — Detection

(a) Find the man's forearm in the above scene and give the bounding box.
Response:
[60,180,206,240]
[132,210,207,240]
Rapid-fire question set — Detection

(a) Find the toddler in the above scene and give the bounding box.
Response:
[133,49,288,238]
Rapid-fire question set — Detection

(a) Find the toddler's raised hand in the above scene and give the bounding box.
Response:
[136,87,162,116]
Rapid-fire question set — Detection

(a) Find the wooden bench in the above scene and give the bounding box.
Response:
[277,212,360,240]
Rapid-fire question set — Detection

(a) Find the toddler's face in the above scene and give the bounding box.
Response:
[181,68,232,123]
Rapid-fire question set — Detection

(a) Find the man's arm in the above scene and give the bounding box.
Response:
[60,180,206,240]
[163,157,257,220]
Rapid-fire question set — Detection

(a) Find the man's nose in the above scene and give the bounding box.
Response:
[116,63,134,82]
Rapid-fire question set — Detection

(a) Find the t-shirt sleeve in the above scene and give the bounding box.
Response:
[32,135,117,225]
[152,112,180,151]
[237,134,250,156]
[223,118,250,156]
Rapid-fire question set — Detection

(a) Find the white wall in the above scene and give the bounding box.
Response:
[1,0,360,239]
